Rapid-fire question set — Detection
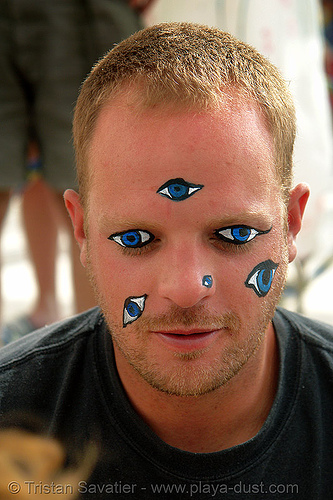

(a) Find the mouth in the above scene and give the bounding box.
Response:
[153,328,221,351]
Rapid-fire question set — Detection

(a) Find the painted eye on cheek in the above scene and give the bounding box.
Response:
[108,230,154,248]
[215,225,271,245]
[157,178,204,201]
[123,295,147,327]
[245,260,279,297]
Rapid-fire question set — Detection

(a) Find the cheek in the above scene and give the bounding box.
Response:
[89,237,152,298]
[213,262,249,308]
[214,250,283,310]
[88,243,152,328]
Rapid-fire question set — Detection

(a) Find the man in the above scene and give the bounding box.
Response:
[0,22,332,498]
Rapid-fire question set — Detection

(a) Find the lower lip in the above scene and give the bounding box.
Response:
[155,330,220,351]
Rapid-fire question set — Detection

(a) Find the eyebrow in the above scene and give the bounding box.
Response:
[98,213,162,233]
[98,210,274,233]
[206,211,274,229]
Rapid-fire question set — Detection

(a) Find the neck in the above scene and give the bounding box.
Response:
[114,323,279,453]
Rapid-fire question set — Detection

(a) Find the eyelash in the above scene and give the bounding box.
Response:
[109,226,269,256]
[213,225,272,253]
[117,243,157,257]
[211,237,255,254]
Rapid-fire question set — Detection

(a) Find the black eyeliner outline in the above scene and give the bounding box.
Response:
[214,225,272,245]
[156,178,204,201]
[245,260,279,297]
[108,229,155,248]
[123,294,147,327]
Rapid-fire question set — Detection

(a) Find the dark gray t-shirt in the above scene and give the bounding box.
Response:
[0,307,333,499]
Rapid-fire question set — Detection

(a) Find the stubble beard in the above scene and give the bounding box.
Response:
[117,295,280,397]
[85,244,288,398]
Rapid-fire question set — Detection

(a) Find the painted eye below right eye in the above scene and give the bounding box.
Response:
[245,260,279,297]
[108,230,154,248]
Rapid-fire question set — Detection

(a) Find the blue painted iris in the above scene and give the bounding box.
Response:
[202,275,213,288]
[245,260,279,297]
[215,225,271,245]
[108,230,154,248]
[157,178,204,201]
[123,295,147,327]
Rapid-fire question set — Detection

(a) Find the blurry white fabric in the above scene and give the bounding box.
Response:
[145,0,333,259]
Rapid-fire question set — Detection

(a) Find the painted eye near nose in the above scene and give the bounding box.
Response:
[123,295,147,327]
[108,230,154,248]
[215,225,271,245]
[202,275,213,288]
[157,178,204,201]
[245,260,279,297]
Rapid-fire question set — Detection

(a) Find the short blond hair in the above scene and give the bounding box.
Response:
[74,22,296,206]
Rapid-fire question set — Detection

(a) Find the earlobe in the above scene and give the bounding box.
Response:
[63,189,88,267]
[287,183,310,263]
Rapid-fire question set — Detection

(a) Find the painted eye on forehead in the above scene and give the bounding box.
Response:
[215,225,271,245]
[108,230,154,248]
[157,178,204,201]
[245,260,279,297]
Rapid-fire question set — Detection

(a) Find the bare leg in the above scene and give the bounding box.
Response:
[22,179,60,327]
[0,190,11,325]
[0,191,10,226]
[54,192,96,314]
[11,179,94,332]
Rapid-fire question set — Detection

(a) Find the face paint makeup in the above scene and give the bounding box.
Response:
[157,178,204,201]
[123,295,147,327]
[215,225,272,245]
[202,275,213,288]
[245,260,279,297]
[109,229,154,248]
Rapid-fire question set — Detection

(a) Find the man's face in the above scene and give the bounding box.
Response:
[70,94,297,397]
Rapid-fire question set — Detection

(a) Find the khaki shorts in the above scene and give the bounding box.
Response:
[0,0,142,190]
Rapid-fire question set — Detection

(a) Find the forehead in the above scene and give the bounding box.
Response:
[87,93,278,220]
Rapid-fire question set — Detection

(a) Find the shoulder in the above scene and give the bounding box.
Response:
[0,307,108,437]
[275,307,333,350]
[0,307,103,372]
[274,307,333,378]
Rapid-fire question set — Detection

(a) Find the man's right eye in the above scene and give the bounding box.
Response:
[108,230,155,248]
[214,225,271,245]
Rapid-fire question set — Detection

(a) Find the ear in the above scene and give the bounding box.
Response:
[287,183,310,263]
[63,189,88,267]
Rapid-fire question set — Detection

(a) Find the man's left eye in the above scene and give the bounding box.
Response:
[215,225,271,245]
[108,230,155,248]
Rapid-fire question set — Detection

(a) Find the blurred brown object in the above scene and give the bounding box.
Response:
[0,428,97,499]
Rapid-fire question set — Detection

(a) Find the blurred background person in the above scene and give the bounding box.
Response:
[0,0,153,344]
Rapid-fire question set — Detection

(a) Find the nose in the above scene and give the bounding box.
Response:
[157,244,215,309]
